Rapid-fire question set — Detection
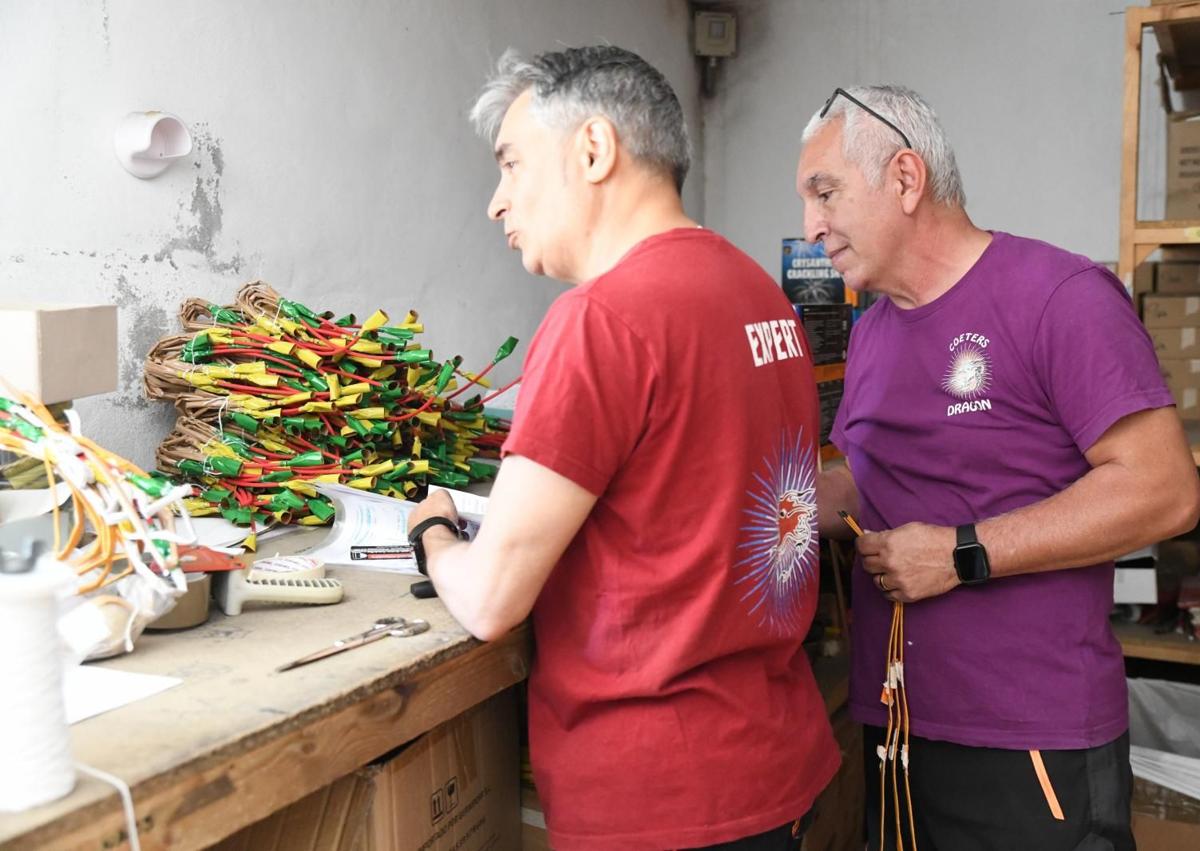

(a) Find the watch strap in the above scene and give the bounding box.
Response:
[409,516,461,576]
[956,523,977,547]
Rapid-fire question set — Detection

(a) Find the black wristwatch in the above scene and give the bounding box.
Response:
[953,523,991,586]
[409,516,462,576]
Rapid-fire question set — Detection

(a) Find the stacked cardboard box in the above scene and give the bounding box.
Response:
[1145,294,1200,418]
[211,690,519,851]
[1167,113,1200,221]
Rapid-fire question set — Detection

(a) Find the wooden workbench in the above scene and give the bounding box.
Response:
[0,569,531,851]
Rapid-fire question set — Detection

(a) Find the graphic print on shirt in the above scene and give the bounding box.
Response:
[943,331,994,417]
[733,430,818,633]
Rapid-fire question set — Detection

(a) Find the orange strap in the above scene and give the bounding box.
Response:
[1029,750,1065,821]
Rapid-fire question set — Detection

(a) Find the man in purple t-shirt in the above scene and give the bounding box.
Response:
[798,85,1200,850]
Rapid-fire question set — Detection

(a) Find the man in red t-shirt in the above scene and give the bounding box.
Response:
[408,46,839,850]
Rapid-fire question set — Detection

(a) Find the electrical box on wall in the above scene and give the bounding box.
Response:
[694,11,736,58]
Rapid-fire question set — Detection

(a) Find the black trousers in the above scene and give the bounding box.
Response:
[863,725,1135,851]
[684,812,813,850]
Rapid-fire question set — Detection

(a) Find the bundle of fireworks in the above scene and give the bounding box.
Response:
[145,281,516,528]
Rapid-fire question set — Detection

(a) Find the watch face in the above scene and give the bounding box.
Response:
[954,543,990,584]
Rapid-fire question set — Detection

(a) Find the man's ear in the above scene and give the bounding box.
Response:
[894,149,927,214]
[578,116,618,184]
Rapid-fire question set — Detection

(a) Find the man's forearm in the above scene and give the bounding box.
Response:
[421,530,517,641]
[980,458,1199,579]
[817,464,859,539]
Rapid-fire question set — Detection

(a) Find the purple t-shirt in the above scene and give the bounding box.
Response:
[832,231,1174,750]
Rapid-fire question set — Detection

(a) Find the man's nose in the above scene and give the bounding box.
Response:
[803,204,827,245]
[487,182,508,221]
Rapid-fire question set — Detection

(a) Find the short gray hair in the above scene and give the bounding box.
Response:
[802,85,966,207]
[469,46,692,192]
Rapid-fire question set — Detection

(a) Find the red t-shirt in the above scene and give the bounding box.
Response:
[503,228,839,850]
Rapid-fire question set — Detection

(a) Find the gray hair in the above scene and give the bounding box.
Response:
[802,85,966,207]
[469,46,691,192]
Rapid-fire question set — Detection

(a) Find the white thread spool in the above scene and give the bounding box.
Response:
[0,556,76,811]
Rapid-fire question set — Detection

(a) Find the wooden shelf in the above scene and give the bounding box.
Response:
[1115,620,1200,665]
[1118,4,1200,284]
[1129,221,1200,269]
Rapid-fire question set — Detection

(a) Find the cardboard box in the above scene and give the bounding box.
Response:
[369,690,518,851]
[1167,114,1200,220]
[1158,357,1200,384]
[1133,774,1200,851]
[1159,358,1200,418]
[213,690,519,851]
[1155,262,1200,293]
[1143,295,1200,327]
[0,304,118,403]
[1131,262,1156,305]
[1162,246,1200,262]
[1160,357,1200,414]
[1149,326,1200,358]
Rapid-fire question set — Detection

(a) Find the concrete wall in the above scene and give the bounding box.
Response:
[2,0,1162,469]
[0,0,701,467]
[701,0,1141,279]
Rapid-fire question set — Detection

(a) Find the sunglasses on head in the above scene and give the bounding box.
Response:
[820,88,911,150]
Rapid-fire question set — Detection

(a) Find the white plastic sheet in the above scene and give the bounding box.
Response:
[1128,677,1200,800]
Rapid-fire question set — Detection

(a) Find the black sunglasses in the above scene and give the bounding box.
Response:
[820,88,912,150]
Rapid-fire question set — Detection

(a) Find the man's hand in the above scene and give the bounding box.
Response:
[857,522,960,603]
[409,489,460,533]
[409,456,598,641]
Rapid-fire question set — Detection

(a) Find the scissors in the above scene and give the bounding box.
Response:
[276,615,431,672]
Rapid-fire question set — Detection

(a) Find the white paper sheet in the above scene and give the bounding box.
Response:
[294,483,486,574]
[63,665,182,724]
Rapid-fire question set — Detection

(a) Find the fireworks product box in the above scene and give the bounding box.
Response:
[794,303,851,365]
[818,379,844,446]
[781,238,844,304]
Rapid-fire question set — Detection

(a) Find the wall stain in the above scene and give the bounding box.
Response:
[154,125,244,274]
[100,0,111,54]
[109,273,169,411]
